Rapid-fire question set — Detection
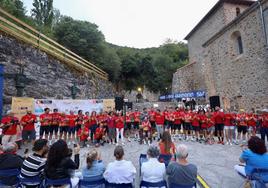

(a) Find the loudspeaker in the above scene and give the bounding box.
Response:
[209,96,220,110]
[115,96,124,111]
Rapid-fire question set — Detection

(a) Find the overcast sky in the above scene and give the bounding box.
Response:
[22,0,218,48]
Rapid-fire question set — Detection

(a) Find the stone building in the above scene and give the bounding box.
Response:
[172,0,268,111]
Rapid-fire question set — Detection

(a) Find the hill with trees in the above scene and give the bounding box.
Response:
[0,0,188,94]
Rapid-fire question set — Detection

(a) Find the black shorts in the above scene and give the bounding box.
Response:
[215,124,224,131]
[126,122,132,130]
[192,126,200,131]
[60,126,69,133]
[238,126,248,134]
[22,130,36,141]
[50,125,59,133]
[150,121,156,129]
[40,126,49,136]
[183,122,192,131]
[143,130,151,137]
[171,123,181,130]
[134,122,140,129]
[76,124,82,131]
[69,127,76,134]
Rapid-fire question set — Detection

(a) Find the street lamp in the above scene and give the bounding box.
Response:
[137,87,142,92]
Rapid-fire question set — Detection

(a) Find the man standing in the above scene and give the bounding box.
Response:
[50,109,61,141]
[21,110,37,145]
[0,111,19,145]
[39,108,51,140]
[213,106,225,144]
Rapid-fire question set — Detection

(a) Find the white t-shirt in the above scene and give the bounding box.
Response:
[104,159,136,184]
[141,158,166,182]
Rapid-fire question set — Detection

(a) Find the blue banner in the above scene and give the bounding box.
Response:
[159,90,205,101]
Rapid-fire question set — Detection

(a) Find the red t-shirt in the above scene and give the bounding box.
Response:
[90,115,98,125]
[236,114,247,126]
[78,127,89,141]
[94,127,104,140]
[159,142,176,155]
[21,114,37,131]
[51,112,61,126]
[134,112,141,122]
[126,112,132,123]
[149,111,156,122]
[60,115,69,126]
[68,114,77,127]
[155,113,165,125]
[107,115,116,128]
[1,116,19,135]
[261,114,268,128]
[115,117,124,129]
[191,113,200,127]
[142,120,151,131]
[247,114,257,127]
[206,113,215,128]
[199,114,207,128]
[76,114,84,125]
[39,113,52,126]
[183,112,192,123]
[214,111,224,124]
[173,111,182,124]
[83,115,91,128]
[224,113,234,126]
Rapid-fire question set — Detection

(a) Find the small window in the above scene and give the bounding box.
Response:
[236,7,241,16]
[237,36,243,54]
[231,31,244,55]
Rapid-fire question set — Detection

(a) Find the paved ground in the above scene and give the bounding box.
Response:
[18,138,245,188]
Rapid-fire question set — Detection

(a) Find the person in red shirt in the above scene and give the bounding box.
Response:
[213,106,225,144]
[224,110,235,145]
[78,124,89,147]
[206,108,215,145]
[236,110,248,144]
[142,116,152,145]
[115,111,125,145]
[173,107,182,139]
[155,109,165,140]
[89,111,98,143]
[20,110,37,145]
[247,108,257,137]
[133,109,141,140]
[67,110,77,144]
[149,107,156,137]
[59,112,69,141]
[83,112,91,129]
[199,110,208,142]
[158,131,176,158]
[94,124,106,147]
[0,111,19,145]
[182,109,192,141]
[260,110,268,144]
[191,110,200,142]
[39,108,51,140]
[50,108,61,140]
[125,109,133,142]
[75,110,84,138]
[107,111,116,144]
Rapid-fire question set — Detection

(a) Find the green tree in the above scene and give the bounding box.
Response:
[0,0,26,18]
[31,0,54,28]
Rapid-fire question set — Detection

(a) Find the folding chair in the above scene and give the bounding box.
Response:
[0,168,20,186]
[140,180,167,188]
[105,182,133,188]
[169,183,196,188]
[18,175,42,187]
[158,154,172,167]
[44,177,72,188]
[79,177,105,188]
[139,154,148,175]
[250,168,268,188]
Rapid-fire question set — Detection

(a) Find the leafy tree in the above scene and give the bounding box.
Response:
[0,0,26,18]
[31,0,54,28]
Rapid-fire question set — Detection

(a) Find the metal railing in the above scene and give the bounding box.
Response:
[0,7,108,80]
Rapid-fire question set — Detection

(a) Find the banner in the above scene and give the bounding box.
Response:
[103,99,115,112]
[11,97,35,119]
[34,99,104,115]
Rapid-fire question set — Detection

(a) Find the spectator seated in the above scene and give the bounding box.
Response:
[105,182,133,188]
[79,176,105,188]
[19,175,42,187]
[0,168,20,186]
[44,177,72,188]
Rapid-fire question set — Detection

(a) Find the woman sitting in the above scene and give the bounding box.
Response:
[234,136,268,182]
[44,140,80,188]
[141,146,166,186]
[166,144,197,187]
[82,149,105,180]
[103,145,136,187]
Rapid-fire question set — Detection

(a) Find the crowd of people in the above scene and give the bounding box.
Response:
[0,105,268,149]
[0,131,198,188]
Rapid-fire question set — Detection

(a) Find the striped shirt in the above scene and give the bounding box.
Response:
[20,153,46,184]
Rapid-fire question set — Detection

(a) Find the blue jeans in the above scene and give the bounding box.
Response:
[260,127,268,143]
[156,124,164,139]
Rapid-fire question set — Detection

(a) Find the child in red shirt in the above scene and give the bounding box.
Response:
[78,124,89,147]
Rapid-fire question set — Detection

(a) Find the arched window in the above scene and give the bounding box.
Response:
[236,7,241,16]
[231,31,244,55]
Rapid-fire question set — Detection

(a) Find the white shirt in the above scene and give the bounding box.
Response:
[141,158,166,182]
[104,159,136,184]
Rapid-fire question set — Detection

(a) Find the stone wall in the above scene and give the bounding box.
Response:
[0,34,115,112]
[123,87,160,102]
[204,2,268,111]
[132,102,177,111]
